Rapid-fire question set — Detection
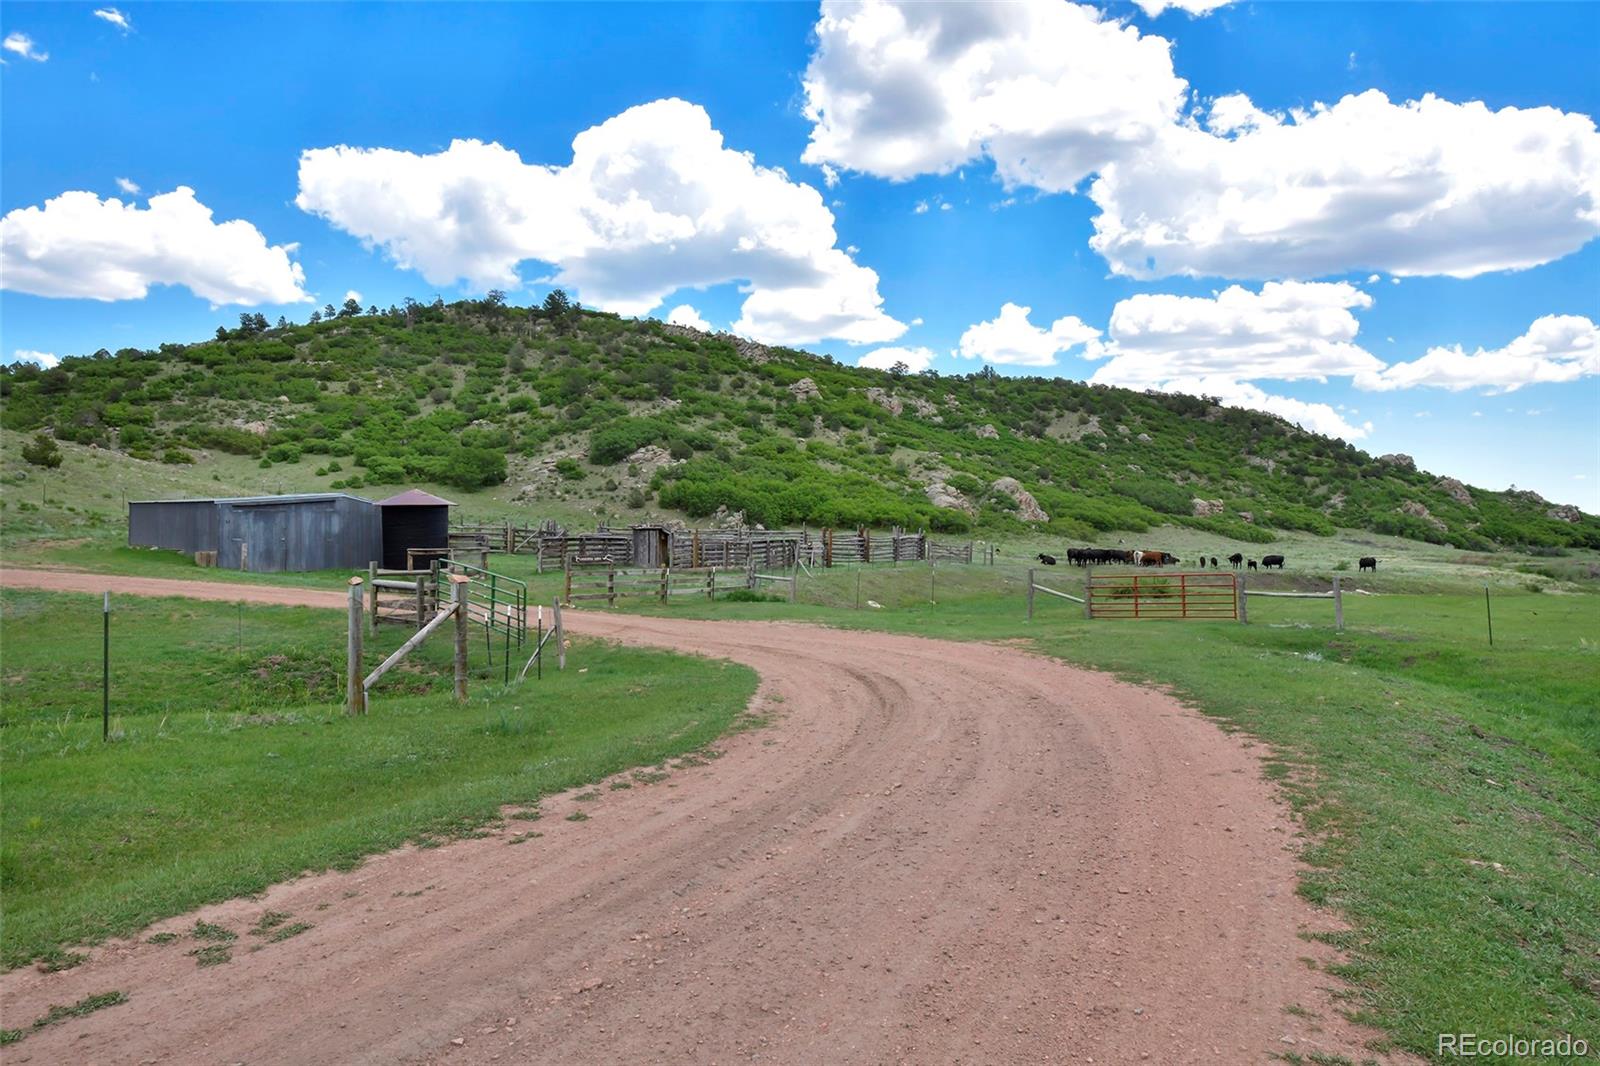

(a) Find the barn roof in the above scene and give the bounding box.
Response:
[375,489,456,507]
[129,492,372,506]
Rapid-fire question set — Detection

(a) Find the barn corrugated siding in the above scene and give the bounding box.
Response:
[128,500,221,554]
[129,494,381,573]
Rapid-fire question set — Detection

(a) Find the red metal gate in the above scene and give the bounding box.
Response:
[1086,571,1238,621]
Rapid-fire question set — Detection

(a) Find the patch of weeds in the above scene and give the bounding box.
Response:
[266,922,312,943]
[187,944,232,967]
[1307,1054,1356,1066]
[392,884,436,898]
[315,902,331,911]
[249,911,292,936]
[510,808,543,821]
[34,949,87,972]
[1282,1003,1318,1019]
[574,790,601,802]
[146,932,180,945]
[507,831,543,845]
[565,811,590,822]
[608,779,633,790]
[632,770,669,785]
[191,920,236,942]
[1,991,128,1045]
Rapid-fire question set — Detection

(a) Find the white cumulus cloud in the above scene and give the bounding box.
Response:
[1133,0,1233,16]
[114,177,141,194]
[3,32,48,61]
[801,3,1600,281]
[93,7,131,32]
[801,0,1186,191]
[343,289,363,306]
[1092,90,1600,280]
[1084,281,1383,440]
[858,345,936,372]
[1357,314,1600,393]
[296,98,904,347]
[666,304,713,332]
[956,302,1099,367]
[11,349,60,369]
[0,187,309,306]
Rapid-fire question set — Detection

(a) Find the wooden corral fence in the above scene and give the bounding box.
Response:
[1025,568,1086,620]
[564,562,796,606]
[346,576,566,716]
[452,520,980,572]
[1087,570,1239,621]
[366,564,438,631]
[1238,575,1347,630]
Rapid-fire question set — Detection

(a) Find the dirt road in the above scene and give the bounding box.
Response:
[2,569,1386,1064]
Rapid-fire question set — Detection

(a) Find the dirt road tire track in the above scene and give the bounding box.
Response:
[1,569,1390,1064]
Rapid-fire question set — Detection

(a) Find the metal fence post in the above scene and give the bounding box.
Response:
[347,577,366,715]
[553,598,566,670]
[1027,568,1035,621]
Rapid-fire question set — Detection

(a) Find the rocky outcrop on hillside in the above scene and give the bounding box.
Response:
[1378,453,1417,472]
[924,479,976,515]
[788,377,821,402]
[1547,504,1583,523]
[864,387,937,419]
[992,477,1048,522]
[1191,498,1224,518]
[1399,500,1448,531]
[1435,477,1473,507]
[973,424,1000,440]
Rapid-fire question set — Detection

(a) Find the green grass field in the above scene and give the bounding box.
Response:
[0,588,757,970]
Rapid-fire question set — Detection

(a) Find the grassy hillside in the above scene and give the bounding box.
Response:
[3,295,1594,551]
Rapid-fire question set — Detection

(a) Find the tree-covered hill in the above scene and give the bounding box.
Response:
[3,294,1594,551]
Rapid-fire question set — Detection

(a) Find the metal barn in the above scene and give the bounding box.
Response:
[375,490,454,569]
[128,493,382,573]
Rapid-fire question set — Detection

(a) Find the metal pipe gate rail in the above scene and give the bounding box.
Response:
[439,558,527,646]
[1086,570,1240,621]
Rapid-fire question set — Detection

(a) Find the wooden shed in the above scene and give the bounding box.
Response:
[376,489,454,569]
[631,524,672,568]
[128,493,380,573]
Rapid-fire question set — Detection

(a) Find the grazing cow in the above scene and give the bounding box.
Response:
[1066,548,1084,567]
[1359,556,1378,572]
[1037,553,1057,565]
[1210,556,1219,569]
[1228,553,1244,569]
[1247,559,1258,571]
[1136,550,1175,567]
[1261,554,1285,570]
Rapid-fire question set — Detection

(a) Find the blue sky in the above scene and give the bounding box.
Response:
[2,1,1597,509]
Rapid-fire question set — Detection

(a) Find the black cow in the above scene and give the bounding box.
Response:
[1261,554,1285,570]
[1247,559,1258,571]
[1210,556,1219,569]
[1359,556,1378,572]
[1037,553,1057,566]
[1228,553,1243,569]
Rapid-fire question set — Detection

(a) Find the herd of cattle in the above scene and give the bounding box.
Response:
[1035,549,1380,572]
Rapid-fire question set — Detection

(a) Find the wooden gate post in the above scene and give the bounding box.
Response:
[1027,568,1035,621]
[451,576,469,702]
[1333,575,1343,631]
[415,577,426,628]
[1084,567,1093,619]
[367,561,378,633]
[1238,573,1249,624]
[553,599,566,670]
[660,566,669,604]
[346,577,366,716]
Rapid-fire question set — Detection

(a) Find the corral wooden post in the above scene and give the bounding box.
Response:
[430,559,441,612]
[346,577,366,716]
[1238,574,1249,624]
[862,527,871,565]
[553,599,566,670]
[415,577,426,628]
[1084,567,1093,619]
[707,567,715,601]
[564,556,572,605]
[607,568,616,608]
[451,576,469,702]
[1333,576,1343,631]
[824,528,833,568]
[692,530,701,569]
[660,566,669,604]
[1027,568,1035,621]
